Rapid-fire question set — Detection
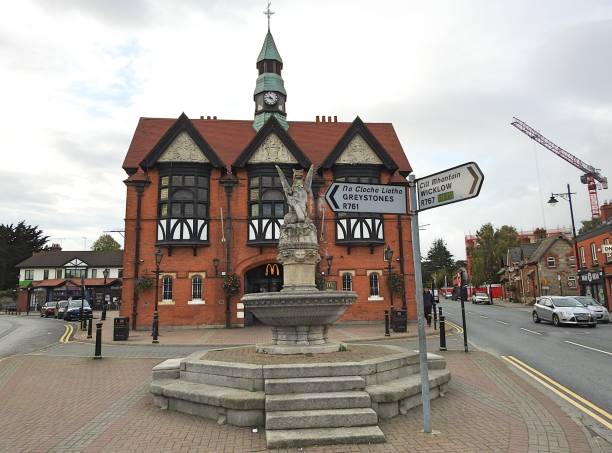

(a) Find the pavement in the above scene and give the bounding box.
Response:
[1,311,610,452]
[71,310,442,346]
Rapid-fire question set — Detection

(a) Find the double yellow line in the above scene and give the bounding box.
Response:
[59,324,74,344]
[445,320,464,334]
[502,355,612,430]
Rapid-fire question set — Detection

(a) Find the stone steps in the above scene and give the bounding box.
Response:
[266,426,386,448]
[266,407,378,430]
[265,375,365,395]
[265,390,371,412]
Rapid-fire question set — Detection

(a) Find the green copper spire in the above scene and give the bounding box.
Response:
[257,31,283,64]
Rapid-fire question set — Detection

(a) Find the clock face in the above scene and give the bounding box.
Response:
[263,91,279,106]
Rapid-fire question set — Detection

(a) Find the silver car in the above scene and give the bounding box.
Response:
[533,296,596,327]
[571,296,610,323]
[471,292,490,304]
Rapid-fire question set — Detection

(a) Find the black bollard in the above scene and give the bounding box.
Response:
[433,303,438,330]
[87,316,93,339]
[94,322,103,359]
[439,313,447,351]
[101,305,107,321]
[384,310,390,336]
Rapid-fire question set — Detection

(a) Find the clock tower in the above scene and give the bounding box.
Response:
[253,29,288,131]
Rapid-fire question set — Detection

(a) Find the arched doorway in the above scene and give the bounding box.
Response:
[244,263,283,326]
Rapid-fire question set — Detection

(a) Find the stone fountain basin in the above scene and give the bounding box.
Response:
[241,290,357,326]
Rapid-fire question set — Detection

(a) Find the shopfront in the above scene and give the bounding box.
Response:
[578,269,606,306]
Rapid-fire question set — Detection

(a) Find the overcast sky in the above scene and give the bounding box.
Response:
[1,0,611,259]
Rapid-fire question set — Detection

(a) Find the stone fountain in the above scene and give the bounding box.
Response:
[241,165,357,354]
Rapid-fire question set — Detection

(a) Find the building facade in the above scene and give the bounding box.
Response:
[120,29,415,329]
[575,202,612,308]
[15,247,123,310]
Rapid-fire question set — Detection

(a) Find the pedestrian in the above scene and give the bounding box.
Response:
[423,289,433,326]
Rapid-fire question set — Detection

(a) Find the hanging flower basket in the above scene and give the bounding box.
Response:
[223,274,241,295]
[135,276,154,293]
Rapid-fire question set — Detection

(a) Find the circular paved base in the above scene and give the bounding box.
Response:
[256,342,346,355]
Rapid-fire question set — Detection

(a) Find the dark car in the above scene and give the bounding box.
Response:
[40,301,56,318]
[63,300,92,321]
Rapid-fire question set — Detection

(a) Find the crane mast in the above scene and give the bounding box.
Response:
[511,117,608,219]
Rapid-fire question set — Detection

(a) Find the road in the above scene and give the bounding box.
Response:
[0,314,66,359]
[438,298,612,414]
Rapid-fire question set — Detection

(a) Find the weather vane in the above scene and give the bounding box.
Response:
[263,1,275,30]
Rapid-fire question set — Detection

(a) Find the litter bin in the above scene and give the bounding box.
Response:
[390,308,407,333]
[113,316,129,341]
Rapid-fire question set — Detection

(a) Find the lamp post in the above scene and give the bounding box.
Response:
[548,183,580,276]
[326,256,333,276]
[152,248,163,344]
[213,258,220,277]
[384,245,394,307]
[80,273,86,330]
[102,268,109,321]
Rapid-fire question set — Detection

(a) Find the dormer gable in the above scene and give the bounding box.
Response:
[63,258,88,267]
[140,113,224,169]
[321,117,398,171]
[234,116,310,168]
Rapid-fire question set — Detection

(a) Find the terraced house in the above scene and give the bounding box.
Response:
[120,29,416,329]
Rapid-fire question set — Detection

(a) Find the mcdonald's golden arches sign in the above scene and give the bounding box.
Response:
[265,263,280,276]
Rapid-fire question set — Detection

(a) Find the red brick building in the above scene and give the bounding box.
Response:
[120,30,415,329]
[575,201,612,309]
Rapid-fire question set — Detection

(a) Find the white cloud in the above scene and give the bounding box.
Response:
[0,0,611,257]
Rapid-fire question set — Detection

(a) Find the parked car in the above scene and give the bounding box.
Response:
[63,300,92,321]
[40,301,56,318]
[55,301,69,319]
[533,296,596,327]
[471,292,490,304]
[571,296,610,323]
[5,302,17,313]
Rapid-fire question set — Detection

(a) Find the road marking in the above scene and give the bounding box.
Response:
[445,320,464,334]
[479,315,489,319]
[564,340,612,357]
[520,328,542,335]
[495,320,509,325]
[59,324,73,344]
[502,355,612,429]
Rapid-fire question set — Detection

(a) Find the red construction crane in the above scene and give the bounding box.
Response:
[511,117,608,219]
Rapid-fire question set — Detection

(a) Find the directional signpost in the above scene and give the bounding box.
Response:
[416,162,484,211]
[323,161,484,435]
[325,182,406,214]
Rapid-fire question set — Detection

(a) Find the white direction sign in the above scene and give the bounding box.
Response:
[602,244,612,254]
[416,162,484,211]
[325,182,407,214]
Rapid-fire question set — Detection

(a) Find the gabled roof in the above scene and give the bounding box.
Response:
[320,117,398,171]
[528,235,572,263]
[234,115,310,167]
[257,31,282,63]
[575,220,612,242]
[139,113,224,169]
[122,117,411,176]
[507,243,539,265]
[16,251,123,268]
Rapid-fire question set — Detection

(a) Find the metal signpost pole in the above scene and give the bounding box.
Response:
[408,174,432,434]
[459,272,469,353]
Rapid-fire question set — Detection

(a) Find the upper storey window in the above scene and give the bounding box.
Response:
[157,164,210,245]
[334,166,384,244]
[248,167,289,244]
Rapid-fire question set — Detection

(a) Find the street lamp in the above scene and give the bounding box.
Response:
[326,256,333,276]
[384,245,394,307]
[548,183,580,273]
[557,273,563,296]
[212,258,220,277]
[152,247,163,344]
[102,268,110,321]
[80,273,86,330]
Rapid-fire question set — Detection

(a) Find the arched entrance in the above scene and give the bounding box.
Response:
[244,263,283,326]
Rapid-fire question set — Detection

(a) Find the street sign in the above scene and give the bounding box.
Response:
[324,182,407,214]
[416,162,484,211]
[602,244,612,254]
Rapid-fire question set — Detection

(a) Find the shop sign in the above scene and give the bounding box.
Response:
[578,270,603,284]
[602,244,612,254]
[265,264,280,277]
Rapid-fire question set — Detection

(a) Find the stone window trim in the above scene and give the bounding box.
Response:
[579,246,586,265]
[590,242,598,265]
[188,272,206,305]
[546,256,556,268]
[366,270,384,301]
[339,270,355,291]
[159,273,176,304]
[567,255,576,268]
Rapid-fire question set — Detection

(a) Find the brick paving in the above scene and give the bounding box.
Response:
[0,350,608,452]
[74,311,438,346]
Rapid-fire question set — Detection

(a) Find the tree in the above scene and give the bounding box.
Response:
[422,239,456,288]
[469,223,519,287]
[0,221,48,290]
[578,218,603,236]
[91,234,121,251]
[533,227,547,240]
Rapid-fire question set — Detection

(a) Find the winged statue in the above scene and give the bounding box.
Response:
[275,165,314,224]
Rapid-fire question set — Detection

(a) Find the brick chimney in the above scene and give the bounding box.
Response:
[49,243,62,252]
[601,201,612,221]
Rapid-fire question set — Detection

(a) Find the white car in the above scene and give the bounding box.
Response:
[571,296,609,323]
[533,296,596,327]
[471,292,490,304]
